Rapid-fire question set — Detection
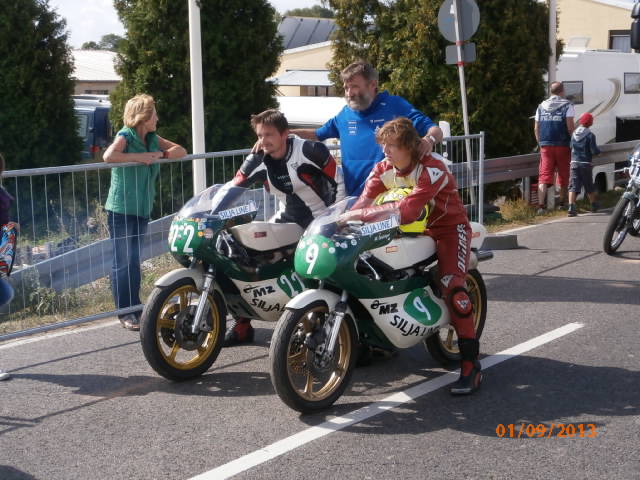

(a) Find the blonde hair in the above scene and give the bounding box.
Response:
[123,94,156,128]
[376,117,422,163]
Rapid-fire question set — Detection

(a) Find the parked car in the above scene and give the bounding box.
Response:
[74,95,113,160]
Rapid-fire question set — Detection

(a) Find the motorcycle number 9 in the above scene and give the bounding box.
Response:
[305,243,319,275]
[170,224,196,254]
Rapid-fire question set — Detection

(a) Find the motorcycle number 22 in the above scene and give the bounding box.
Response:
[169,222,197,254]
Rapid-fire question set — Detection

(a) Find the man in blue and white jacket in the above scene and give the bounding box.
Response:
[534,82,575,212]
[292,61,443,196]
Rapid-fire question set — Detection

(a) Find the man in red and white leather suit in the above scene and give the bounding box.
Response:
[344,117,482,395]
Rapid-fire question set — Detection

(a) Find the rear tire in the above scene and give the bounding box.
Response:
[269,301,357,413]
[424,269,487,366]
[603,197,632,254]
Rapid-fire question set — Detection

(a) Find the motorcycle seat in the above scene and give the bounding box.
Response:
[369,235,437,271]
[229,221,303,252]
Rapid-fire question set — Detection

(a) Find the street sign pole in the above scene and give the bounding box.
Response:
[452,0,476,207]
[453,0,471,139]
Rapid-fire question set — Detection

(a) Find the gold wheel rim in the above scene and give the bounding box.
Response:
[286,306,352,402]
[438,273,482,355]
[155,284,220,370]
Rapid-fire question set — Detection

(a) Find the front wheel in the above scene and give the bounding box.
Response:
[269,300,357,413]
[424,269,487,365]
[140,277,226,381]
[603,197,633,254]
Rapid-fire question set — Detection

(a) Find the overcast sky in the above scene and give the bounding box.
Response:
[47,0,325,48]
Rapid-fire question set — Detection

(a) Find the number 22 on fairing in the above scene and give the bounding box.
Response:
[169,223,196,254]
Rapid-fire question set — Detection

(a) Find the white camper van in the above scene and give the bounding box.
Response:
[556,49,640,191]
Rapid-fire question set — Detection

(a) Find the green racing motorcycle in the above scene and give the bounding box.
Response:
[269,197,492,413]
[140,183,308,380]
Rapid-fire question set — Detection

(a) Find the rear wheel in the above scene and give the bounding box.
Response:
[603,197,632,254]
[424,269,487,365]
[140,277,226,380]
[269,301,357,413]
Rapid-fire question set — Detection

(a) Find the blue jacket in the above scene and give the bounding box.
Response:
[316,91,435,196]
[536,96,572,147]
[570,126,600,166]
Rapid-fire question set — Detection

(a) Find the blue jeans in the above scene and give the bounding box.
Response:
[0,277,14,307]
[107,211,148,317]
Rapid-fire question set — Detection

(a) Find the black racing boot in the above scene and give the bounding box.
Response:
[450,338,482,395]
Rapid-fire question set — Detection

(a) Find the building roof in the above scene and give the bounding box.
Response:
[277,16,337,50]
[71,50,120,82]
[590,0,634,9]
[276,96,345,127]
[270,70,332,86]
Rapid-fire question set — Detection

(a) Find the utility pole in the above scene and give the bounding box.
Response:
[548,0,557,87]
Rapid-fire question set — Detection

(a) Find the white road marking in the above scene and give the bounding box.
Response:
[189,322,584,480]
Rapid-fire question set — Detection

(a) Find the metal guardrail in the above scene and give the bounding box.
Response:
[480,140,637,184]
[0,132,484,340]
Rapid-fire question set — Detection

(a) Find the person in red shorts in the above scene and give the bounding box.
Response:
[534,81,575,213]
[341,117,482,395]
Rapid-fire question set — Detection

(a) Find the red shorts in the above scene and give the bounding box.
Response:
[539,146,570,187]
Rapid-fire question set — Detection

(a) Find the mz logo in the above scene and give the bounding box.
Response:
[243,285,276,298]
[370,300,398,314]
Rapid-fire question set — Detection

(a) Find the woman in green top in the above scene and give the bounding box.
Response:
[103,94,186,331]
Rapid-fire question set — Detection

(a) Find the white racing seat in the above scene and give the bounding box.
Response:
[229,222,303,252]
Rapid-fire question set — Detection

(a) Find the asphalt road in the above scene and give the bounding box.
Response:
[1,210,639,480]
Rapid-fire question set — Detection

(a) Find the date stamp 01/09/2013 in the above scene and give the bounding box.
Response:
[495,423,598,439]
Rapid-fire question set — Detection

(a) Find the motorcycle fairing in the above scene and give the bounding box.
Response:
[229,268,306,322]
[360,285,449,348]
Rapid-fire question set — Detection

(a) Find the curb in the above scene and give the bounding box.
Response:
[481,234,519,250]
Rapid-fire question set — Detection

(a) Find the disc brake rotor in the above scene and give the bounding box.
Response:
[174,305,208,351]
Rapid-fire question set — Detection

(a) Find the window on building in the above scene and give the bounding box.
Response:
[301,85,335,97]
[624,73,640,94]
[84,89,109,95]
[562,81,583,104]
[609,30,631,52]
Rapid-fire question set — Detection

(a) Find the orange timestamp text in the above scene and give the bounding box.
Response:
[495,423,597,438]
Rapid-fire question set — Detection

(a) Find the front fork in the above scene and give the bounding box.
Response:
[190,264,216,335]
[305,290,349,368]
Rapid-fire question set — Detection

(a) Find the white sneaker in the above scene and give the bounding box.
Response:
[0,370,11,381]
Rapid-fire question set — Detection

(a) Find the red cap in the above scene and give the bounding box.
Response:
[579,112,593,127]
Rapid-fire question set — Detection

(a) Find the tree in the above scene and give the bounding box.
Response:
[328,0,550,160]
[0,0,81,169]
[98,33,123,51]
[112,0,282,153]
[81,34,123,51]
[284,5,335,18]
[112,0,282,214]
[81,40,100,49]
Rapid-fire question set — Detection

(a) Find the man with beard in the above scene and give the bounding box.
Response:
[292,61,443,196]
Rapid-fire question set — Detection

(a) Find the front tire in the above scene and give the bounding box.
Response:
[424,269,487,365]
[269,301,357,413]
[603,197,632,254]
[140,277,226,381]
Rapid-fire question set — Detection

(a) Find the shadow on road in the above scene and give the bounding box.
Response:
[484,273,639,305]
[300,355,640,439]
[0,466,37,480]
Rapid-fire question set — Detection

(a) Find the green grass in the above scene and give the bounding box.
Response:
[486,188,623,233]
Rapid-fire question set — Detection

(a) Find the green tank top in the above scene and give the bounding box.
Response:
[105,127,161,218]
